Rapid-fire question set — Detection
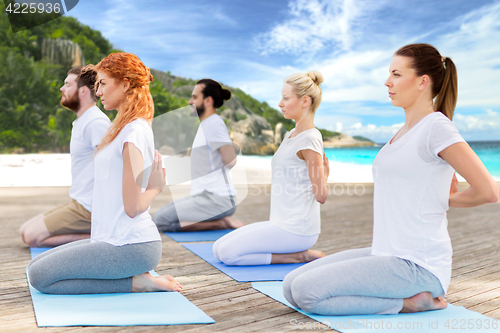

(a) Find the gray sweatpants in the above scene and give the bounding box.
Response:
[28,239,161,294]
[283,247,444,315]
[153,190,236,232]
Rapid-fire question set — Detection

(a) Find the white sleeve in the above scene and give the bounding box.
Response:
[84,118,111,148]
[121,123,154,163]
[297,130,324,157]
[203,118,232,151]
[427,116,465,160]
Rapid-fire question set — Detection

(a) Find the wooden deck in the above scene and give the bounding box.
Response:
[1,183,499,332]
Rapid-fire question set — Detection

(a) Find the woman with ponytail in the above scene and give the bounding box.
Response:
[28,53,182,294]
[283,44,498,315]
[212,71,329,266]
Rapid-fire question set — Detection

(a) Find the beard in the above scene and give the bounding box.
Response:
[60,90,80,112]
[190,102,205,118]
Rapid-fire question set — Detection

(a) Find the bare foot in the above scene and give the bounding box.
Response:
[400,292,447,313]
[132,272,182,292]
[220,216,245,229]
[302,249,325,262]
[271,249,325,264]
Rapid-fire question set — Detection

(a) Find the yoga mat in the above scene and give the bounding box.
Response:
[182,243,305,282]
[30,247,50,258]
[252,282,500,333]
[164,229,234,242]
[27,249,215,326]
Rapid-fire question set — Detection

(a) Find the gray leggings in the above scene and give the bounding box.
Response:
[283,247,444,315]
[28,239,161,294]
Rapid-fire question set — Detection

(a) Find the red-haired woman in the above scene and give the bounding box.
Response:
[28,53,182,294]
[283,44,498,315]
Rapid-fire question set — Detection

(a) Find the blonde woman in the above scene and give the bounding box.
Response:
[213,71,329,265]
[28,53,182,294]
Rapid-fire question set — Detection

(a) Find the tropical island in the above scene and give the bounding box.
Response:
[0,8,375,155]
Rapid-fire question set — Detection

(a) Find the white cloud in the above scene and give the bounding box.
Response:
[313,112,403,143]
[212,7,238,27]
[486,109,497,116]
[351,122,362,130]
[344,122,403,143]
[319,50,390,103]
[334,109,500,143]
[229,61,303,108]
[436,2,500,107]
[453,110,500,139]
[255,0,389,55]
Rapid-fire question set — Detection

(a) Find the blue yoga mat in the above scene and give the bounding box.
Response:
[252,282,500,333]
[30,247,51,258]
[182,243,305,282]
[164,229,234,242]
[27,248,214,327]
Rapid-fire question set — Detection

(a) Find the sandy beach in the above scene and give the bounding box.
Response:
[0,153,377,187]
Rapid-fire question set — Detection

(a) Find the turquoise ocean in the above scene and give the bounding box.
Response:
[324,141,500,179]
[250,141,500,180]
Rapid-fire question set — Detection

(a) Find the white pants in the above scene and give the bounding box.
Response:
[212,221,319,266]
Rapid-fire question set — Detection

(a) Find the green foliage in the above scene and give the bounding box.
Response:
[0,45,67,152]
[30,16,117,64]
[0,7,117,153]
[353,135,374,143]
[150,80,188,116]
[235,113,247,121]
[1,2,116,64]
[232,88,295,131]
[172,78,196,88]
[318,129,341,138]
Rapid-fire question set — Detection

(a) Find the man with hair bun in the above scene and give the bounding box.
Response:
[153,79,244,232]
[20,66,111,248]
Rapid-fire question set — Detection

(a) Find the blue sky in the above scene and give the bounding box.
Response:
[67,0,500,143]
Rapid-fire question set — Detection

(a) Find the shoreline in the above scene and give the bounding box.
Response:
[0,153,491,187]
[0,154,375,187]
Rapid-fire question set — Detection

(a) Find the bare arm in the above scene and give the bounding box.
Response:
[219,144,237,169]
[439,142,498,207]
[299,149,329,204]
[123,143,166,218]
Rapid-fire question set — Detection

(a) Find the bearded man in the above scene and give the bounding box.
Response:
[20,66,111,247]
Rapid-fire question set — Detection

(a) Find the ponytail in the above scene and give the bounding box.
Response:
[433,57,458,120]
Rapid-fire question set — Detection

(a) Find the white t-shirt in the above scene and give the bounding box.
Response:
[270,128,323,236]
[91,119,162,246]
[371,112,465,293]
[190,114,237,197]
[69,105,111,211]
